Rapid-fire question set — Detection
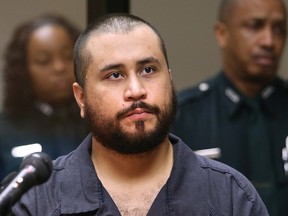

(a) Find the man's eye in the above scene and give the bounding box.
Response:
[108,72,123,80]
[273,25,287,36]
[248,21,263,30]
[142,67,154,75]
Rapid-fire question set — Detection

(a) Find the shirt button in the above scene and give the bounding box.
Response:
[199,82,209,92]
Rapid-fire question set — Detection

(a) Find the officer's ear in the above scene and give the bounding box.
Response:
[214,21,228,48]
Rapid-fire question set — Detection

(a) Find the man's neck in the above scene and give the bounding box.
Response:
[91,136,173,215]
[91,136,173,183]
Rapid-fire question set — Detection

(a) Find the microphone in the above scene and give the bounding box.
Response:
[0,152,52,215]
[0,172,18,193]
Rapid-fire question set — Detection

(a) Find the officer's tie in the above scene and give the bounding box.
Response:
[246,97,276,214]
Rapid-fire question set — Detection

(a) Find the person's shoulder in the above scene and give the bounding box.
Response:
[173,136,256,194]
[52,134,91,171]
[172,137,267,214]
[173,135,243,178]
[52,150,75,170]
[195,152,259,196]
[196,153,245,179]
[177,73,220,107]
[10,154,72,215]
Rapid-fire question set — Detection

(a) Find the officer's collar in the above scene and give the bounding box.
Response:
[34,101,77,118]
[220,73,276,117]
[34,101,54,116]
[224,85,274,102]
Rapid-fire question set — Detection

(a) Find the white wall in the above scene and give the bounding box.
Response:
[0,0,86,110]
[1,1,288,110]
[131,0,288,92]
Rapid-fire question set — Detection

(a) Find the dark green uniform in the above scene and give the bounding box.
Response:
[171,72,288,216]
[0,102,88,182]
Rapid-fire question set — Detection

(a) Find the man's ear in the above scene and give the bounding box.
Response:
[73,82,86,118]
[214,21,228,48]
[168,68,173,80]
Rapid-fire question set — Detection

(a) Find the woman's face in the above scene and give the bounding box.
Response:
[27,24,75,105]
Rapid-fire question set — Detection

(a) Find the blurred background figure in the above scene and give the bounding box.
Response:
[0,14,88,181]
[171,0,288,215]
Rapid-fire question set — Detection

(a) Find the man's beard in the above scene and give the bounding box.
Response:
[84,86,177,155]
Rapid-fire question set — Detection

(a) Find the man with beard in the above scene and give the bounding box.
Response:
[10,13,267,216]
[171,0,288,215]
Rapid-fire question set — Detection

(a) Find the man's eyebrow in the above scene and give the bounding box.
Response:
[137,57,160,66]
[99,57,161,72]
[100,63,123,72]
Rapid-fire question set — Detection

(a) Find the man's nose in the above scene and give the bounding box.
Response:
[260,27,275,49]
[124,76,147,101]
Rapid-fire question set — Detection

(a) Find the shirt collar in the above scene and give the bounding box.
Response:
[59,134,180,215]
[60,134,102,214]
[261,85,275,99]
[34,102,54,116]
[220,73,276,117]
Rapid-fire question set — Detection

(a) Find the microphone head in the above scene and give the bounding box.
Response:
[20,152,53,184]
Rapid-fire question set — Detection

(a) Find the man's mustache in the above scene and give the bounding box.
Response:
[116,101,160,120]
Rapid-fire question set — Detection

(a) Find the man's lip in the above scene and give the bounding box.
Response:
[253,54,276,66]
[125,108,152,117]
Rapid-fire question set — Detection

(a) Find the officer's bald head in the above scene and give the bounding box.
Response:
[217,0,286,22]
[217,0,238,22]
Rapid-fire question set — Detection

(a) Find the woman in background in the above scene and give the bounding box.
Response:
[0,14,88,181]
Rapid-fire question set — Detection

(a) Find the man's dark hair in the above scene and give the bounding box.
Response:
[3,13,81,118]
[74,13,170,87]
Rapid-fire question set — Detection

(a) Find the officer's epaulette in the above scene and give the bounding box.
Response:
[177,75,217,106]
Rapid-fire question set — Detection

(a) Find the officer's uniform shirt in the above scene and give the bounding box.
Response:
[171,72,288,216]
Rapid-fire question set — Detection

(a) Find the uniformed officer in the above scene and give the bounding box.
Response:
[171,0,288,215]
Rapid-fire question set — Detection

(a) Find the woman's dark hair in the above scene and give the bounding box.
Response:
[3,13,81,118]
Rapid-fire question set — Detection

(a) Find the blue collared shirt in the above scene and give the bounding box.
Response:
[11,133,268,215]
